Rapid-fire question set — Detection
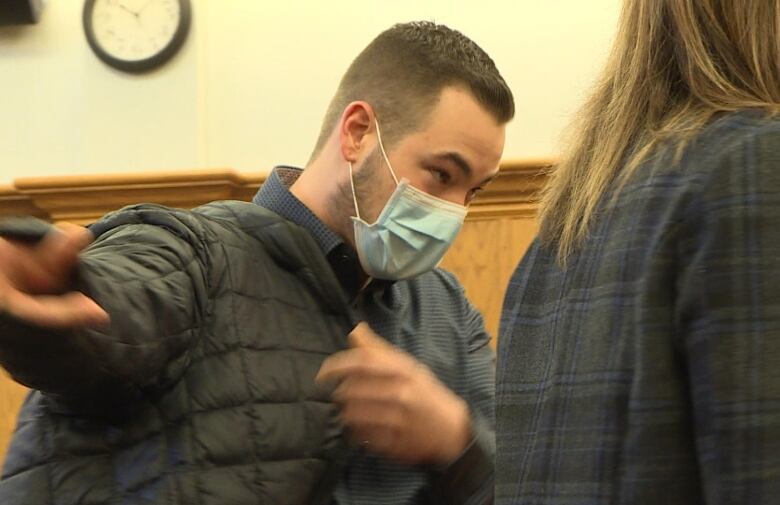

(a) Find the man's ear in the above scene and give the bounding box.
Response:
[338,101,375,163]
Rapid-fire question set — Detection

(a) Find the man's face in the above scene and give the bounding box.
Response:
[355,86,506,224]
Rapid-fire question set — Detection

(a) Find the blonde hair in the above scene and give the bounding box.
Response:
[540,0,780,263]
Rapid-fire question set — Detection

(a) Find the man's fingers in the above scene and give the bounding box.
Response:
[332,374,405,405]
[3,291,110,329]
[348,322,391,349]
[339,404,417,463]
[317,323,381,383]
[33,224,93,285]
[338,399,403,437]
[318,324,418,385]
[316,348,405,384]
[0,223,93,293]
[316,349,362,384]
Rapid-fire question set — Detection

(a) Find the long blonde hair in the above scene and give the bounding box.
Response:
[540,0,780,263]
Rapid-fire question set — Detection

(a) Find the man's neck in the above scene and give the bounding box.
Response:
[291,160,353,247]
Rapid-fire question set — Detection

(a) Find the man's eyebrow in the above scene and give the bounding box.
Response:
[431,152,473,178]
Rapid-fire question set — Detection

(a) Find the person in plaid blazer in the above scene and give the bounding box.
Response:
[497,0,780,503]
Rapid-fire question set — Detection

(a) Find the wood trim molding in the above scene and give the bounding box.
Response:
[0,159,552,224]
[0,184,49,220]
[468,157,552,219]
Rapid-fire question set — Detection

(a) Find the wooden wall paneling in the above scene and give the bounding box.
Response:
[0,373,28,464]
[0,184,47,220]
[440,216,539,345]
[0,169,267,225]
[0,160,550,224]
[438,158,548,343]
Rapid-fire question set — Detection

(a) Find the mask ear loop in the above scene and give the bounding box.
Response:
[348,161,362,220]
[348,160,375,291]
[349,118,395,221]
[374,119,399,185]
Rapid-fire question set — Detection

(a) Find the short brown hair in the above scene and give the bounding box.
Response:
[310,21,514,160]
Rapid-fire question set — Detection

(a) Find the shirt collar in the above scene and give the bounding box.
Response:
[252,166,344,256]
[252,166,392,297]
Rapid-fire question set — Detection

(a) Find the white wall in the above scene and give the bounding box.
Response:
[0,0,620,182]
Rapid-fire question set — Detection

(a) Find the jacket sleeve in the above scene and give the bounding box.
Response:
[677,125,780,503]
[428,280,496,505]
[0,205,212,416]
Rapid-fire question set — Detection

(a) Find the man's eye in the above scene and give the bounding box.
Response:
[429,168,451,184]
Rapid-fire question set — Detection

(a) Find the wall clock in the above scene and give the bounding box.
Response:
[83,0,191,73]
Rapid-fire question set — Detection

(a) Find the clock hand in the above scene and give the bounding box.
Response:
[117,3,140,17]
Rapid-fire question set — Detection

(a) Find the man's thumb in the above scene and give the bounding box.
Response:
[348,321,389,349]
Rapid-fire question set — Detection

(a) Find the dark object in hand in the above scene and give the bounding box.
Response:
[0,217,52,245]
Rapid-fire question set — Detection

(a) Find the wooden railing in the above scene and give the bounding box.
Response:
[0,159,550,224]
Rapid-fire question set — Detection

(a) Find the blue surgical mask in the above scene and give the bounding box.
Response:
[349,120,468,280]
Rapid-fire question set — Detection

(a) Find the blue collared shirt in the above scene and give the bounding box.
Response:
[253,166,495,505]
[252,166,367,297]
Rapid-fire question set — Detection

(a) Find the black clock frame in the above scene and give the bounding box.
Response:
[82,0,191,73]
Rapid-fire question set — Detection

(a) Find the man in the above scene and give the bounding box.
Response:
[0,22,513,504]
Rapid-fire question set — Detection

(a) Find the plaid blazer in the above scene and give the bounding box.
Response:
[497,110,780,504]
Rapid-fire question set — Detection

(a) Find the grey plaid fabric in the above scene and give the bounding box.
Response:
[497,110,780,504]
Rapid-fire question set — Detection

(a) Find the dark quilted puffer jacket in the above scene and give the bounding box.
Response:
[0,201,352,505]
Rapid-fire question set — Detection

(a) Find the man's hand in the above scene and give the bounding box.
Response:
[316,322,472,465]
[0,222,109,329]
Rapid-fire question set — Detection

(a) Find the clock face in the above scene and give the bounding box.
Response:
[83,0,191,72]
